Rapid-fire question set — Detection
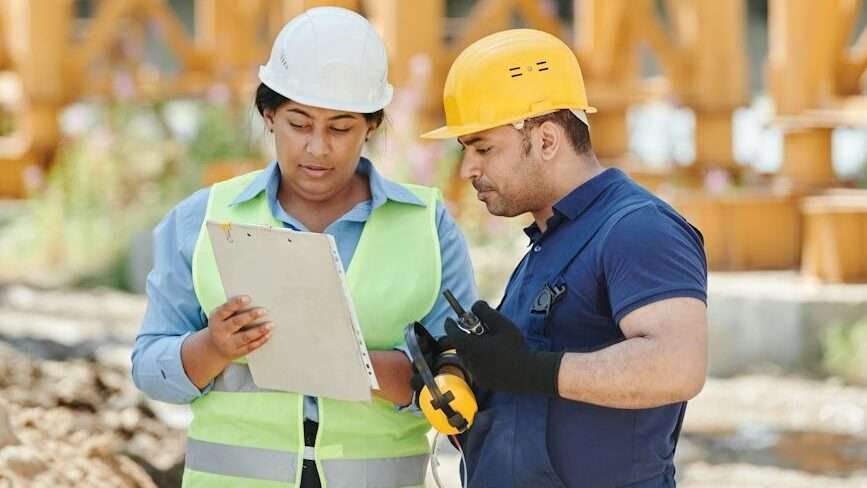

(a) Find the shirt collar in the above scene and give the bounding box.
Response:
[553,167,625,220]
[228,157,425,208]
[522,167,625,241]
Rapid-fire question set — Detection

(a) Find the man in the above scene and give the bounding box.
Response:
[421,29,707,487]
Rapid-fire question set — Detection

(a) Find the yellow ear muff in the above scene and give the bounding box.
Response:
[405,322,478,435]
[419,373,477,435]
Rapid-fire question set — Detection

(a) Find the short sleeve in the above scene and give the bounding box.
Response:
[600,204,707,324]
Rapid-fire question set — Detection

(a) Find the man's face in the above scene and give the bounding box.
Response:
[457,125,549,217]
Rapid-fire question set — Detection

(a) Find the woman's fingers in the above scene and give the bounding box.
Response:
[242,327,273,354]
[205,297,273,360]
[227,308,268,332]
[212,295,250,321]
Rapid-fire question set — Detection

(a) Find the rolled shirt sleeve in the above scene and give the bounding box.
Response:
[131,188,212,404]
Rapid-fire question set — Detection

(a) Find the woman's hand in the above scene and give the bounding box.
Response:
[205,295,273,360]
[181,295,272,389]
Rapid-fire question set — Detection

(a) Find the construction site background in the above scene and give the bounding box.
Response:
[0,1,866,486]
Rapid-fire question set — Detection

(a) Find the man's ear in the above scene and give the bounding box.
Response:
[538,120,561,161]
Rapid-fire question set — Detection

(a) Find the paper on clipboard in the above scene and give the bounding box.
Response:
[206,221,379,402]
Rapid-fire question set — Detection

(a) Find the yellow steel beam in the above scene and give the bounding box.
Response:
[516,0,563,38]
[449,0,515,59]
[66,0,133,76]
[138,0,211,71]
[574,0,631,79]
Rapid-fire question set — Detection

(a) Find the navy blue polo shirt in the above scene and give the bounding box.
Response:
[520,168,706,329]
[488,167,707,486]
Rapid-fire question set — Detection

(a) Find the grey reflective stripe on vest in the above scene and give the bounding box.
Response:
[185,438,297,483]
[213,362,264,392]
[209,364,428,487]
[321,454,428,488]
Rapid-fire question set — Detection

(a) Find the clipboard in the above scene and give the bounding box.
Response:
[206,221,379,402]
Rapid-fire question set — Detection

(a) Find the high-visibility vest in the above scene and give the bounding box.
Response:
[185,170,442,487]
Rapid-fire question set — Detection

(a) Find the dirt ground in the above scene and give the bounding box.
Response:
[0,286,185,487]
[0,344,185,487]
[0,285,865,487]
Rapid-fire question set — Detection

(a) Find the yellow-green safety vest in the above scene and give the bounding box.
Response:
[185,170,442,487]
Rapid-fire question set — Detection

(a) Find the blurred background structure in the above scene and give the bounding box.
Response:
[0,1,866,486]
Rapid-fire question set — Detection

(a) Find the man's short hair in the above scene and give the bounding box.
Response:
[521,109,592,155]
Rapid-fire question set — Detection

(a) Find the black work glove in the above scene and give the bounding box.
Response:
[445,301,563,395]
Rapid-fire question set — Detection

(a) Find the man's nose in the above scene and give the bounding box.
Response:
[459,155,481,180]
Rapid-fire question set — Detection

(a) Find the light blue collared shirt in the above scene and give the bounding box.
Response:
[131,158,477,421]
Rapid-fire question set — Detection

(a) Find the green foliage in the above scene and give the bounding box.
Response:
[0,98,272,290]
[859,161,867,189]
[822,317,867,385]
[0,108,13,137]
[188,105,260,167]
[0,103,200,289]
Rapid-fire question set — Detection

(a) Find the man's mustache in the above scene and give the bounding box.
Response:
[472,179,495,193]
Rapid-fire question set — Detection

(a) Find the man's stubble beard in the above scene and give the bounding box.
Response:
[484,155,551,218]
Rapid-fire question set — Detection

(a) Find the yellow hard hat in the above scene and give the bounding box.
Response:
[422,29,595,139]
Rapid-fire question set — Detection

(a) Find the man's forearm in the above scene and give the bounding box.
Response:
[556,335,705,409]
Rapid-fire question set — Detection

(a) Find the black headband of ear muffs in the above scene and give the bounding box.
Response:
[404,322,468,432]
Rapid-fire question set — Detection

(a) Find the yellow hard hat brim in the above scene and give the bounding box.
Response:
[421,106,597,140]
[420,124,486,140]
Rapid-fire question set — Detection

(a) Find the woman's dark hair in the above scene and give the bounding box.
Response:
[254,83,385,128]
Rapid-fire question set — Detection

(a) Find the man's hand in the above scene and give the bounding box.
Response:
[445,301,563,395]
[205,295,272,360]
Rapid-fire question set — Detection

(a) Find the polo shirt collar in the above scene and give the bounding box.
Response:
[523,167,625,241]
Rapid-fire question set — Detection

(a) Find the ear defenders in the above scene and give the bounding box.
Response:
[405,322,477,435]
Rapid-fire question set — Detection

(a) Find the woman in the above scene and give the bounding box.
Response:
[131,7,476,487]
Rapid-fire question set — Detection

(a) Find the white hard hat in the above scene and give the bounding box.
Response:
[258,7,393,113]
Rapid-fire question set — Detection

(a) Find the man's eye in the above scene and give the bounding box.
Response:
[476,147,491,155]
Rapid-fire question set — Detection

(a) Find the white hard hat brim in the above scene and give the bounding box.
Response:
[259,66,393,114]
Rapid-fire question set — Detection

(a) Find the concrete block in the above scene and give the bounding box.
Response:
[707,272,867,376]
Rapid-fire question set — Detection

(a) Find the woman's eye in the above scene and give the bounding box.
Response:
[331,127,351,133]
[289,122,308,129]
[477,147,491,155]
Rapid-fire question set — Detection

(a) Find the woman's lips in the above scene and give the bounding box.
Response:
[299,164,333,178]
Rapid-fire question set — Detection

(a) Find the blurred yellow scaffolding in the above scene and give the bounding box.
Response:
[0,0,865,281]
[0,0,747,195]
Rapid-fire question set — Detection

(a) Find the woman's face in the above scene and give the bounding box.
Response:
[264,100,376,203]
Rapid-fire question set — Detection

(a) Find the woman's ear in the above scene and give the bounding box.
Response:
[365,121,379,141]
[263,108,275,133]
